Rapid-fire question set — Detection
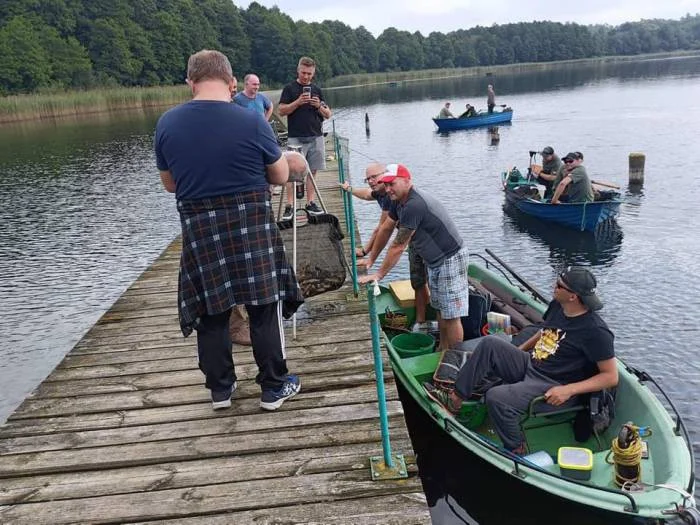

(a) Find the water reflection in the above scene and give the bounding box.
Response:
[502,203,624,267]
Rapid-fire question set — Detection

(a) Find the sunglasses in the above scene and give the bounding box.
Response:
[555,280,575,293]
[563,159,575,164]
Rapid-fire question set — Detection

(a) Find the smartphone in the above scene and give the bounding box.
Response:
[302,86,311,96]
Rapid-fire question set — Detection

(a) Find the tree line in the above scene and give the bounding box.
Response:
[1,0,699,95]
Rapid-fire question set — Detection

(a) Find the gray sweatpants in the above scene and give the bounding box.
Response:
[454,335,566,450]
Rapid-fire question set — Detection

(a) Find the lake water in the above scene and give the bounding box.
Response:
[1,55,699,523]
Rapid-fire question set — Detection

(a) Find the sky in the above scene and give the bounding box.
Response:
[235,0,700,37]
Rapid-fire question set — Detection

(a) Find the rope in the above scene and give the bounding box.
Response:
[605,423,651,488]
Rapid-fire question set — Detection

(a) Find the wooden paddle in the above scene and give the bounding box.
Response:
[591,180,621,190]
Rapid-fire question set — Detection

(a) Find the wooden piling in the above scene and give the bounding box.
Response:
[629,152,645,185]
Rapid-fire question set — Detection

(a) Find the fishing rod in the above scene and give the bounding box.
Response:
[484,249,549,304]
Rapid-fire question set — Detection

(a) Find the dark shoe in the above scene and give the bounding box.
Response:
[424,382,462,414]
[305,201,323,215]
[211,381,237,410]
[510,442,529,456]
[260,374,301,411]
[281,204,294,221]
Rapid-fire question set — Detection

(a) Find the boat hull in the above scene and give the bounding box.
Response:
[504,187,621,231]
[380,260,696,521]
[433,111,513,131]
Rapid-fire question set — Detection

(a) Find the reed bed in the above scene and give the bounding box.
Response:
[0,85,190,123]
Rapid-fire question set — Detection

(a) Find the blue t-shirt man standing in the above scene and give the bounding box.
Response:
[233,73,273,121]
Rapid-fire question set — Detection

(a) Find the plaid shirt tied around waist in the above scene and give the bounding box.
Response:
[177,190,304,337]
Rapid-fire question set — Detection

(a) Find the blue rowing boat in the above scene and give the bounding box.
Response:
[433,109,513,131]
[501,168,622,232]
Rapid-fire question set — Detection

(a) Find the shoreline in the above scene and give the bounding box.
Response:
[1,50,698,124]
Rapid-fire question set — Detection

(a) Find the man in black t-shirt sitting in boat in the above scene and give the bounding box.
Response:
[425,267,618,455]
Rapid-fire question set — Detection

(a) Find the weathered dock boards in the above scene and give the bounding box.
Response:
[0,136,431,524]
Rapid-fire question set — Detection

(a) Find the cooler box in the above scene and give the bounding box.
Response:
[557,447,593,480]
[389,280,415,308]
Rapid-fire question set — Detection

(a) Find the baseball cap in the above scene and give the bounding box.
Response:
[377,164,412,184]
[562,152,578,162]
[559,266,603,311]
[541,146,554,155]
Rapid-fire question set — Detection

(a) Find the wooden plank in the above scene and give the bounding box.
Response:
[0,470,424,524]
[0,372,389,436]
[36,351,378,385]
[0,418,410,477]
[59,339,374,368]
[0,440,414,504]
[1,394,403,454]
[143,494,430,525]
[8,367,394,419]
[78,310,371,341]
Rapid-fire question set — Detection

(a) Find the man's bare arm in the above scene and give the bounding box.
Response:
[160,170,176,193]
[551,175,572,204]
[373,226,415,280]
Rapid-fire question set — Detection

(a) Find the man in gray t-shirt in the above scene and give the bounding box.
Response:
[358,164,470,350]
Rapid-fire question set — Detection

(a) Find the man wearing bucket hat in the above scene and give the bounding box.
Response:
[358,163,469,350]
[426,266,617,455]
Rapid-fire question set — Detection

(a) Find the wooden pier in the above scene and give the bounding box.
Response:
[0,137,431,524]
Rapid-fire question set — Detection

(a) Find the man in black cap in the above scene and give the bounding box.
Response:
[534,146,562,199]
[551,152,594,204]
[425,266,617,455]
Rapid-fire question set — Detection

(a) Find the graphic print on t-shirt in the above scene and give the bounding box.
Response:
[532,328,566,361]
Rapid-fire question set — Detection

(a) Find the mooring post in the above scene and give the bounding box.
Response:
[629,152,645,185]
[365,112,370,135]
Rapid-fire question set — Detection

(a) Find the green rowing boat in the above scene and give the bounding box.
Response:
[378,254,697,523]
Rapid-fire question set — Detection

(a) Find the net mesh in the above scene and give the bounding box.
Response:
[277,213,347,298]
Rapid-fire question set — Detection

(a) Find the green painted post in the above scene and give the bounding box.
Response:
[367,282,393,468]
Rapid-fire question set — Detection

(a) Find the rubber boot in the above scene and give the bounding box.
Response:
[229,305,251,346]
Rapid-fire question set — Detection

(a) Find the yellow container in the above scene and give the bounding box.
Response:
[557,447,593,480]
[389,280,415,308]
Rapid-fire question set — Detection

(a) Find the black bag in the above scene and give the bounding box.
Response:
[460,288,491,340]
[573,388,617,442]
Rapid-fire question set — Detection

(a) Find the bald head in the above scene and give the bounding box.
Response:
[364,162,386,190]
[244,73,261,97]
[284,151,310,180]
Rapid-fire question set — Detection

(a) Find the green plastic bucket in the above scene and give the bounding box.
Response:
[391,332,436,358]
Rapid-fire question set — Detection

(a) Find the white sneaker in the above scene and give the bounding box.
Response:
[412,322,429,333]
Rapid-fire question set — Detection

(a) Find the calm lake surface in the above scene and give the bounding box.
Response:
[1,55,699,523]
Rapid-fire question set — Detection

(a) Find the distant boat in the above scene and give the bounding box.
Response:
[501,168,621,232]
[433,109,513,131]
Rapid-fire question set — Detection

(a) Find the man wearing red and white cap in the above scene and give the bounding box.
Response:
[358,164,469,350]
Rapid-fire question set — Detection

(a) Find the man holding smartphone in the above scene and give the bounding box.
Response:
[278,56,332,220]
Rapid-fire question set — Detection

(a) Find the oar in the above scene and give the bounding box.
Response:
[591,180,621,190]
[484,249,549,304]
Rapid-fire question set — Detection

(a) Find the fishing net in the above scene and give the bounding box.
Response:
[277,212,347,298]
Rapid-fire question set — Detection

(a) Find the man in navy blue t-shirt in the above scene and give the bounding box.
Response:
[428,267,618,455]
[155,49,304,413]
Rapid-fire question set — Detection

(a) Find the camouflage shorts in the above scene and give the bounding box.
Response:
[408,243,427,289]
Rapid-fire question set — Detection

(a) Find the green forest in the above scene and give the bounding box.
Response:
[1,0,700,95]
